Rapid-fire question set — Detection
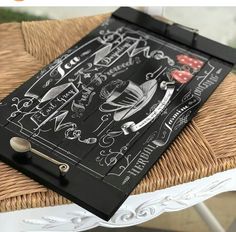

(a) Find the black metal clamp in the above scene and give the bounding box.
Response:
[166,23,199,47]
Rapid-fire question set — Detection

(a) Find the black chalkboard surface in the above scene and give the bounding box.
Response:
[0,7,235,220]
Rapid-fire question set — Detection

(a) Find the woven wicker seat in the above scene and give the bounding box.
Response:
[0,14,236,212]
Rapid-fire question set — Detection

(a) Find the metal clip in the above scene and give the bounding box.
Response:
[173,23,199,34]
[166,23,199,47]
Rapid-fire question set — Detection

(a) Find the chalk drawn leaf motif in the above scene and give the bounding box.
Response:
[10,97,34,118]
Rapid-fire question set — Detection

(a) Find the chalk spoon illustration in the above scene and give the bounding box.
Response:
[10,137,70,176]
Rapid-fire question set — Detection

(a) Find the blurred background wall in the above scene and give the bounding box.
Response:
[1,7,235,47]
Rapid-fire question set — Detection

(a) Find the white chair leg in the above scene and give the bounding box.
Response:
[194,202,225,232]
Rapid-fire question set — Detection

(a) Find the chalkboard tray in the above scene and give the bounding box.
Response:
[0,7,235,220]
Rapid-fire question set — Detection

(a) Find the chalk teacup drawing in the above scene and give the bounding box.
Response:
[99,79,157,121]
